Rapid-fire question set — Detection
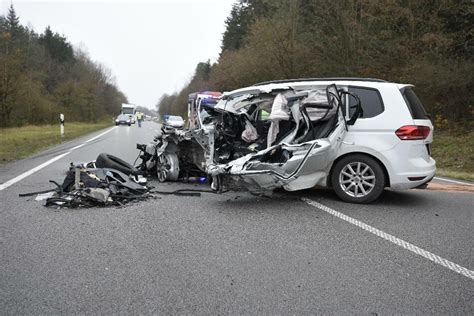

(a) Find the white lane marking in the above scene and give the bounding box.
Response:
[69,126,117,151]
[301,197,474,280]
[0,126,117,192]
[434,176,473,186]
[0,152,70,191]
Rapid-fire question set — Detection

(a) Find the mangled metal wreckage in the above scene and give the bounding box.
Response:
[138,84,361,195]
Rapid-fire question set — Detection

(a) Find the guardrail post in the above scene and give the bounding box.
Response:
[60,113,65,139]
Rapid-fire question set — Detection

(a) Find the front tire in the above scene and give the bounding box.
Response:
[331,154,385,204]
[156,152,179,182]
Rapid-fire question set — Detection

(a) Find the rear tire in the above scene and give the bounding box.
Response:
[331,154,385,204]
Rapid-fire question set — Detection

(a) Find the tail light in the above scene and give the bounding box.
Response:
[395,125,430,140]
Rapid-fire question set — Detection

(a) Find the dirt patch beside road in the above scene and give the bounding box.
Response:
[427,182,474,193]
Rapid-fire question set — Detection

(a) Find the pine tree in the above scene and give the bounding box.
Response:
[221,0,273,53]
[6,4,20,36]
[39,26,74,63]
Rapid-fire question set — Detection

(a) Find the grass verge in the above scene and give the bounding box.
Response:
[431,130,473,182]
[0,121,113,165]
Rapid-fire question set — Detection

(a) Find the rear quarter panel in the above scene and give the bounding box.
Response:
[331,84,416,182]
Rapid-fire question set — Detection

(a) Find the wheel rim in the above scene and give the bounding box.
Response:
[339,161,376,198]
[156,154,171,182]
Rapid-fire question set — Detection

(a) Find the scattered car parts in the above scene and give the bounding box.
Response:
[19,154,152,208]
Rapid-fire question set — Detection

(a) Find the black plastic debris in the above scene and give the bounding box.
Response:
[19,156,152,208]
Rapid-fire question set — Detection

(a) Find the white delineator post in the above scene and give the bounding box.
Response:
[60,113,65,139]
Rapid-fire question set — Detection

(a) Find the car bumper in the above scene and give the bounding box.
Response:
[388,156,436,190]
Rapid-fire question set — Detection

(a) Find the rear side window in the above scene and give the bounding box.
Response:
[348,87,384,118]
[402,88,428,119]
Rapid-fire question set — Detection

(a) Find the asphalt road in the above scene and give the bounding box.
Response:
[0,121,472,314]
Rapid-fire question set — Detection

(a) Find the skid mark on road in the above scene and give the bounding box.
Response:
[301,197,474,280]
[0,126,117,192]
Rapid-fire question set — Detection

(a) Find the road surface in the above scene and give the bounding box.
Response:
[1,122,472,314]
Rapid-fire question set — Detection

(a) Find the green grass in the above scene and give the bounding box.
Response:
[431,130,474,181]
[0,121,113,165]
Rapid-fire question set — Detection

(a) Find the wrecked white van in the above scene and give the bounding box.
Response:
[146,78,436,203]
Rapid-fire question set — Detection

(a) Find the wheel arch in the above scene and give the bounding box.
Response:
[327,151,390,188]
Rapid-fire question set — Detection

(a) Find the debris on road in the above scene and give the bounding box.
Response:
[19,154,152,208]
[19,153,217,208]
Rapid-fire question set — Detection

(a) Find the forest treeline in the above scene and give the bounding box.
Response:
[0,6,127,127]
[157,0,473,127]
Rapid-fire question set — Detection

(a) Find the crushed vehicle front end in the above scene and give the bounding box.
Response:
[136,92,223,182]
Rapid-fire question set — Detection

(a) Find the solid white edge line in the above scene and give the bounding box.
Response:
[0,152,70,191]
[0,126,117,192]
[84,126,117,143]
[434,177,473,186]
[301,197,474,280]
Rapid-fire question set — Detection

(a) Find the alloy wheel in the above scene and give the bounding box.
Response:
[156,154,171,182]
[339,161,376,198]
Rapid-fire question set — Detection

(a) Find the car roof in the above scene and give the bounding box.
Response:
[222,78,410,98]
[252,77,386,86]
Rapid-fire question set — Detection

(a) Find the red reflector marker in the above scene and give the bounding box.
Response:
[395,125,430,140]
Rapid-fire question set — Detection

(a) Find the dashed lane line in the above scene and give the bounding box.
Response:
[0,126,117,192]
[301,197,474,280]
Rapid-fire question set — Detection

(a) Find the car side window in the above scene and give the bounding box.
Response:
[348,87,384,118]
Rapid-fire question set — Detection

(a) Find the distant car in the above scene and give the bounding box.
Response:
[163,115,185,131]
[115,114,132,126]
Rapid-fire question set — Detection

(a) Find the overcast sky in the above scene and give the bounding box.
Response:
[1,0,235,109]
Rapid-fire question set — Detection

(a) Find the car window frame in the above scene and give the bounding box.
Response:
[347,85,385,119]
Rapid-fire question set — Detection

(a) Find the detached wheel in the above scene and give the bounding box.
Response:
[96,153,141,176]
[156,152,179,182]
[331,154,385,204]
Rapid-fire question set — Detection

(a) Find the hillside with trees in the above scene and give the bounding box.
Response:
[156,0,473,128]
[0,5,127,127]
